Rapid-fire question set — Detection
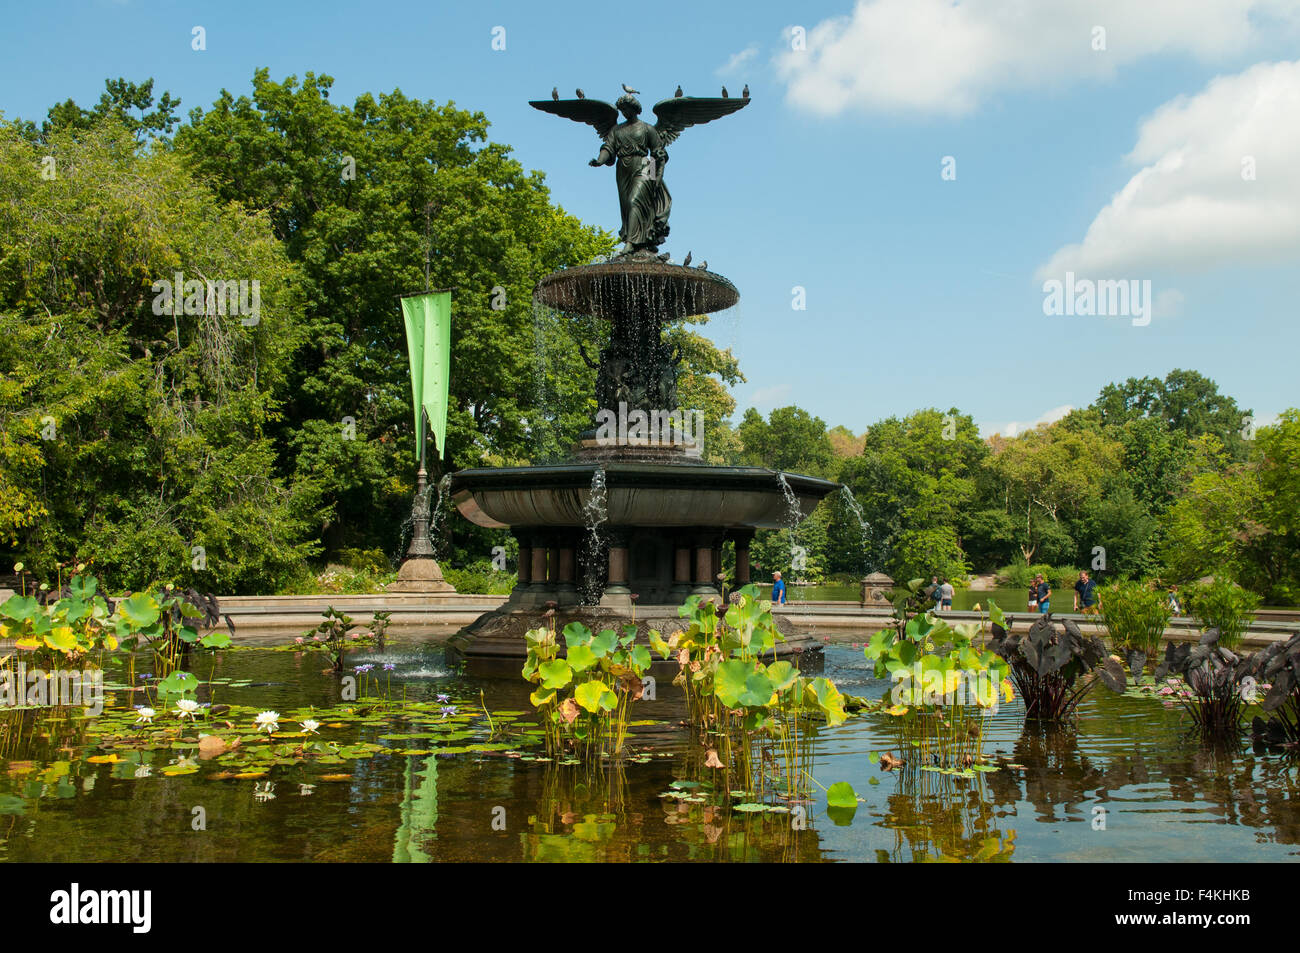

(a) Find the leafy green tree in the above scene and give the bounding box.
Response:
[737,405,838,479]
[0,119,318,589]
[841,408,987,574]
[17,78,182,145]
[986,420,1121,564]
[1093,369,1251,460]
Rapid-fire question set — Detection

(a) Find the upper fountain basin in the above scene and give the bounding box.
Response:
[449,462,839,530]
[534,260,739,320]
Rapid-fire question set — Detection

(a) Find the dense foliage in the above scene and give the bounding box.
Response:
[2,76,1296,606]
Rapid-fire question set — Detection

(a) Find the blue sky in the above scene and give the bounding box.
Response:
[4,0,1298,436]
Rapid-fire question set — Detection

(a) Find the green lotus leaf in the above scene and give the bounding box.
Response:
[574,680,617,713]
[565,644,597,672]
[562,621,592,649]
[539,658,574,690]
[118,593,160,627]
[589,629,618,658]
[714,659,754,709]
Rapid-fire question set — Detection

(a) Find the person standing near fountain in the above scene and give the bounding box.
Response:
[771,571,787,605]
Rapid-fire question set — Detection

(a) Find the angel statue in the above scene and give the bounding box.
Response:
[529,91,749,257]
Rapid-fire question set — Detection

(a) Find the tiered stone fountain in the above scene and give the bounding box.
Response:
[446,88,840,668]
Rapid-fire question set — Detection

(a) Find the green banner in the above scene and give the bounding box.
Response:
[400,291,452,462]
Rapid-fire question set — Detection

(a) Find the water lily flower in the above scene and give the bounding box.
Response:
[135,707,156,724]
[383,662,396,672]
[436,693,450,703]
[1158,686,1174,696]
[354,664,374,674]
[299,784,315,796]
[439,705,457,718]
[174,699,201,720]
[300,719,320,734]
[295,637,304,644]
[255,710,281,733]
[134,764,152,779]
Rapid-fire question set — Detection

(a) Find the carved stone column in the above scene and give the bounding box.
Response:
[733,529,754,588]
[556,538,579,606]
[692,533,717,596]
[599,529,632,608]
[671,537,693,603]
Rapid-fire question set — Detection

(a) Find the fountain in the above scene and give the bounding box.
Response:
[447,87,840,667]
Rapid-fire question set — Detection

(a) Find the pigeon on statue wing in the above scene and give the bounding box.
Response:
[682,251,692,267]
[721,86,729,98]
[674,85,683,97]
[552,87,559,101]
[742,84,749,99]
[575,88,585,99]
[698,260,708,270]
[622,84,640,94]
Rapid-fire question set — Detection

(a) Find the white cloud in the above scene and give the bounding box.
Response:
[718,46,758,76]
[775,0,1300,116]
[746,383,793,410]
[1038,60,1300,279]
[981,404,1074,439]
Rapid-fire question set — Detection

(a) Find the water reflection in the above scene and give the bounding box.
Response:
[0,643,1298,862]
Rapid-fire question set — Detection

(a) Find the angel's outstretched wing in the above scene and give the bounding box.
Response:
[652,96,749,146]
[528,99,619,144]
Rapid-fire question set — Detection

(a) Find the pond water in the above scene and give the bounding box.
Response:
[1,636,1296,863]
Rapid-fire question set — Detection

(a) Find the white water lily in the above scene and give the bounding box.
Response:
[255,710,281,733]
[300,719,320,734]
[135,707,156,724]
[174,699,200,720]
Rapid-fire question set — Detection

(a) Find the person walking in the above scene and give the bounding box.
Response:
[771,570,787,605]
[1073,570,1099,614]
[924,575,940,610]
[1168,584,1182,615]
[1036,574,1052,615]
[1028,574,1039,613]
[939,577,954,611]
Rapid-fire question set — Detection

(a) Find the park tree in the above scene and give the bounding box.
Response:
[176,70,743,566]
[985,418,1121,565]
[841,408,987,574]
[737,405,838,479]
[0,119,319,589]
[1093,368,1251,460]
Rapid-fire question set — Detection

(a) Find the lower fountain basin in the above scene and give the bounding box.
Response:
[449,462,838,530]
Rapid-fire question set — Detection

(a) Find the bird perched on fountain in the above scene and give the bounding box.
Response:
[742,84,749,99]
[575,88,585,99]
[552,87,559,101]
[682,250,692,267]
[622,83,640,94]
[721,86,729,98]
[674,84,683,97]
[698,260,708,270]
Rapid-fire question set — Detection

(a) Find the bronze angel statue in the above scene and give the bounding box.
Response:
[529,91,749,257]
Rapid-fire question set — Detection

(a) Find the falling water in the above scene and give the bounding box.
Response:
[579,467,608,604]
[775,472,805,590]
[838,486,876,574]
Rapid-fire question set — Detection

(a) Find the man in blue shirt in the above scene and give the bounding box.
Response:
[771,571,787,605]
[1035,575,1051,614]
[1073,570,1098,614]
